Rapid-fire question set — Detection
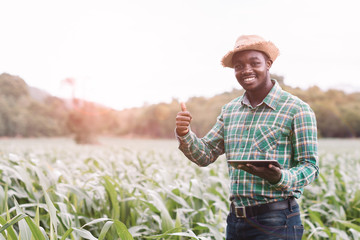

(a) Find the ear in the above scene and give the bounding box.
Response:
[266,59,273,70]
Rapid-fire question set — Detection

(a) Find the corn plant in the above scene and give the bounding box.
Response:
[0,138,359,239]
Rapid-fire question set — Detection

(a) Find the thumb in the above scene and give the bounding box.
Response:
[180,102,187,112]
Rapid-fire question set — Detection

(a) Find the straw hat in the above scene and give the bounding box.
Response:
[221,35,280,68]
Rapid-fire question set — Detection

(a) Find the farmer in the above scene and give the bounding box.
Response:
[175,35,319,239]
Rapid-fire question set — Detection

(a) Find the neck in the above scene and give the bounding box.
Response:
[247,78,274,107]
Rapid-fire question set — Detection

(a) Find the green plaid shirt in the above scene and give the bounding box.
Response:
[177,80,319,207]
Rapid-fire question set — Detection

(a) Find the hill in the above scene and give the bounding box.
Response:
[0,73,69,137]
[1,72,360,139]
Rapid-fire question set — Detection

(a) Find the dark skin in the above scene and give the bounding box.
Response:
[176,50,282,184]
[176,102,192,136]
[233,50,274,107]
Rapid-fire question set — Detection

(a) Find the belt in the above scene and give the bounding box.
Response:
[230,198,297,218]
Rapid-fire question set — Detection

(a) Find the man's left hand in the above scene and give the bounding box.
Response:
[238,164,282,184]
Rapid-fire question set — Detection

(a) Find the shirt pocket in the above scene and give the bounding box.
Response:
[253,125,282,152]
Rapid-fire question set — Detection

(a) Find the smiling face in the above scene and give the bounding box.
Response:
[232,50,273,94]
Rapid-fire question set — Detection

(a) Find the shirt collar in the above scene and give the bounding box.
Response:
[241,79,282,110]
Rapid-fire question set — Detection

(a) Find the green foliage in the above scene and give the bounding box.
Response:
[0,138,359,239]
[301,151,360,239]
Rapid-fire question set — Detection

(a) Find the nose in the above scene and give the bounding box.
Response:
[242,64,253,74]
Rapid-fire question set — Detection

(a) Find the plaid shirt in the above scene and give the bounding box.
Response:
[177,80,319,207]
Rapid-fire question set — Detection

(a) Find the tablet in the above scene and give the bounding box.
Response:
[227,160,282,169]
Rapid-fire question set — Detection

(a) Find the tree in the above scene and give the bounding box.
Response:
[66,102,100,144]
[312,103,353,138]
[0,73,29,99]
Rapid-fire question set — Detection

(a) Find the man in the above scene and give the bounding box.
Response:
[175,35,319,239]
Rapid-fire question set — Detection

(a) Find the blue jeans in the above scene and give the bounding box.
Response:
[226,202,304,240]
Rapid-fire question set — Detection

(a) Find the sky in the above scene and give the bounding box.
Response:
[1,0,359,110]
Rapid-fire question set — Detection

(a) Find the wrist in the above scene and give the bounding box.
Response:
[176,128,189,137]
[268,172,282,184]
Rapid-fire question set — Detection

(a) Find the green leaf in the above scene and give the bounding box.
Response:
[161,211,174,233]
[60,228,74,240]
[197,222,223,240]
[98,221,114,240]
[14,200,31,240]
[143,227,185,239]
[146,190,174,232]
[24,216,46,240]
[308,209,325,228]
[42,187,58,236]
[175,209,182,229]
[113,220,134,240]
[81,218,111,229]
[72,228,97,240]
[103,176,120,220]
[337,220,360,232]
[169,231,199,239]
[35,206,40,226]
[0,214,25,237]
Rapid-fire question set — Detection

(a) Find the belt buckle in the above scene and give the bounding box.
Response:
[235,206,246,218]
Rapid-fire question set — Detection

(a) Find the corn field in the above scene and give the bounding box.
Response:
[0,138,359,240]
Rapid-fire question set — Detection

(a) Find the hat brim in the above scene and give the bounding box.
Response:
[221,41,279,68]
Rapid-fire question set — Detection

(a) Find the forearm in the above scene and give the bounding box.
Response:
[272,158,319,190]
[177,130,224,166]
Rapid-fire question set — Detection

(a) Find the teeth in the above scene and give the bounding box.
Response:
[243,77,255,83]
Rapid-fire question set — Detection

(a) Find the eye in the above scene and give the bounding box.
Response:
[234,64,243,70]
[251,62,260,67]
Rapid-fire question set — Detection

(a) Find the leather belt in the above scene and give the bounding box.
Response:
[230,198,297,218]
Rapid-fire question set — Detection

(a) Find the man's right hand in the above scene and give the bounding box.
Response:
[176,102,192,136]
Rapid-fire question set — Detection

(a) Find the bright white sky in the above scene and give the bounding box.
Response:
[1,0,359,110]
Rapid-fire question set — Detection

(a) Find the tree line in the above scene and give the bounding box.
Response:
[1,73,359,142]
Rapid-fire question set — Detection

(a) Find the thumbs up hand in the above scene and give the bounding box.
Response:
[176,102,192,136]
[180,102,187,112]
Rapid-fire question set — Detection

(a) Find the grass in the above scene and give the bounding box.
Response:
[0,137,359,239]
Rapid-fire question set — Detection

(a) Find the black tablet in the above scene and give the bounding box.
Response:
[227,160,282,169]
